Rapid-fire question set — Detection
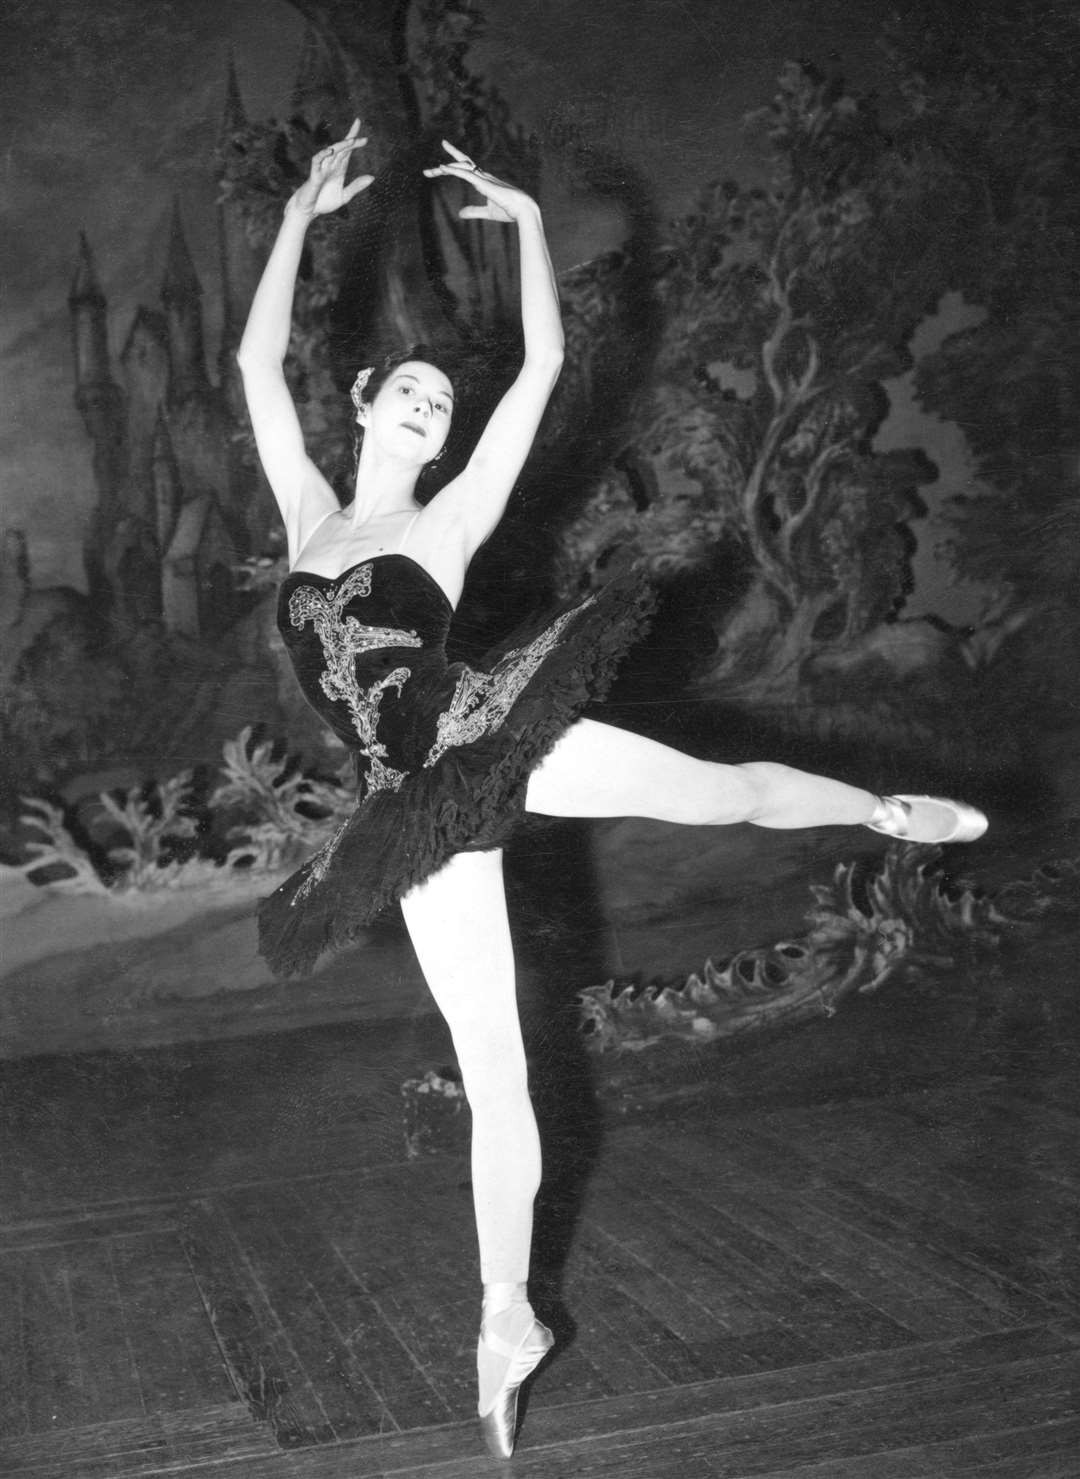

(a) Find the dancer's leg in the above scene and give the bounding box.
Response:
[526,718,878,828]
[400,848,539,1285]
[400,850,551,1443]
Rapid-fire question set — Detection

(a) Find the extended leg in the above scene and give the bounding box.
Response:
[526,718,985,840]
[525,718,877,828]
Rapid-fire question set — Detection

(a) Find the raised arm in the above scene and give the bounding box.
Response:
[236,121,372,564]
[422,143,565,553]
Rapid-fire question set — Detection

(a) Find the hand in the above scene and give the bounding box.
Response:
[423,139,536,225]
[291,119,373,217]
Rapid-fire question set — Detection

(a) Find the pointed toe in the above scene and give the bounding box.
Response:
[867,794,988,845]
[477,1316,553,1458]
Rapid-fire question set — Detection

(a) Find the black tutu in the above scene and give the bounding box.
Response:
[258,555,654,976]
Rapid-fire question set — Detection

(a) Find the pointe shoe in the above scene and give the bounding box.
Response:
[867,794,988,844]
[477,1316,554,1459]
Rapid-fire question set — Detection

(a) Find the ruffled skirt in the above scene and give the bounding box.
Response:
[258,573,655,976]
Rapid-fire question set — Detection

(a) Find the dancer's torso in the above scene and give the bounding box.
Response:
[277,552,459,794]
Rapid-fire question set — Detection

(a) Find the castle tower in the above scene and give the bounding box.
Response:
[217,56,264,375]
[70,234,110,390]
[0,528,31,636]
[69,233,126,604]
[161,202,208,402]
[152,408,182,555]
[289,24,349,131]
[120,307,170,525]
[157,201,242,566]
[216,54,265,468]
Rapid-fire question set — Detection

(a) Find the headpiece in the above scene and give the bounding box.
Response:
[350,365,374,410]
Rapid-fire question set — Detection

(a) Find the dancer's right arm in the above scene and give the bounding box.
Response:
[237,121,372,563]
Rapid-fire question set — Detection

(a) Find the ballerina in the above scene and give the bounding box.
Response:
[237,121,987,1457]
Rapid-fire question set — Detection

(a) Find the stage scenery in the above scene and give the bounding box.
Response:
[1,0,1078,1474]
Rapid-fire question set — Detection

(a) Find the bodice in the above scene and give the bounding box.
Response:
[277,555,456,791]
[278,552,588,803]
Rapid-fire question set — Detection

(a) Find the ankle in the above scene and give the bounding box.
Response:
[868,794,908,831]
[482,1281,529,1331]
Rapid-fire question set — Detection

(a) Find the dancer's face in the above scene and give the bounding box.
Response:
[363,361,454,464]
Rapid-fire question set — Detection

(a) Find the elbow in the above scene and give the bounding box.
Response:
[235,327,277,379]
[530,345,565,387]
[235,347,283,407]
[235,344,279,387]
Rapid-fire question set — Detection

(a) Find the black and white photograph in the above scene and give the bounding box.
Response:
[1,0,1078,1473]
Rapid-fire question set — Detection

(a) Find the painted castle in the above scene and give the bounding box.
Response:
[69,39,347,642]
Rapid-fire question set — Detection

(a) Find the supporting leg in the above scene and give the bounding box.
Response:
[400,849,539,1285]
[400,850,552,1453]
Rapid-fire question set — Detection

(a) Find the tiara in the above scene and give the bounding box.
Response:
[350,366,374,410]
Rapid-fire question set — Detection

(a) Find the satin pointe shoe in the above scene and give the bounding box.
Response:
[477,1315,554,1459]
[867,794,988,844]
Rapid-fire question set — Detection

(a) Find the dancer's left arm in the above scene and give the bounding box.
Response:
[423,142,564,554]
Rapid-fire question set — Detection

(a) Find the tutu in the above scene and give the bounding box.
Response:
[258,554,654,976]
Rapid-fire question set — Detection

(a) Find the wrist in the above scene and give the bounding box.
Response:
[284,194,316,226]
[513,197,543,227]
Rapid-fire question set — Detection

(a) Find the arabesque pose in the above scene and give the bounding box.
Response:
[238,121,987,1458]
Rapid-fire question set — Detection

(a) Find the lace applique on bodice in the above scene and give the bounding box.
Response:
[286,562,422,798]
[425,604,586,767]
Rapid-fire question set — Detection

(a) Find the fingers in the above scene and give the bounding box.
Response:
[440,138,475,165]
[344,174,374,203]
[424,161,489,188]
[314,132,368,172]
[459,204,514,224]
[424,139,481,179]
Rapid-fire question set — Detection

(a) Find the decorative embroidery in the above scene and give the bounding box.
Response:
[425,601,591,767]
[288,564,422,797]
[290,817,350,907]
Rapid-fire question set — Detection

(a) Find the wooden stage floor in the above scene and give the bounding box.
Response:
[1,977,1078,1478]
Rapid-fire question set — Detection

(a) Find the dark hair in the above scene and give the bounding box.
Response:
[353,345,447,406]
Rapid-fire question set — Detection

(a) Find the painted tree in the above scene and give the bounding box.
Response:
[218,0,544,498]
[893,4,1080,702]
[556,62,971,701]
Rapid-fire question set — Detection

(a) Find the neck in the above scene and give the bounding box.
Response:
[349,444,423,526]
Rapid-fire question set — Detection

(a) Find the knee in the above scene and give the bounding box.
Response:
[455,1031,530,1111]
[694,762,769,825]
[729,761,794,822]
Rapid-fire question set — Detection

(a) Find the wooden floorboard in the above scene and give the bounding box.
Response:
[5,1330,1072,1478]
[713,1113,1071,1321]
[597,1135,959,1348]
[633,1136,1001,1338]
[2,1002,1078,1477]
[180,1197,341,1447]
[639,1123,1030,1335]
[0,1403,277,1477]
